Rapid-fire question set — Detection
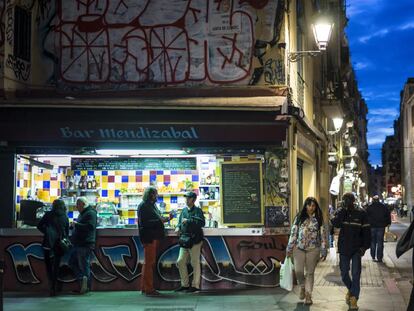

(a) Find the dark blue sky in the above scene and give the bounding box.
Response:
[346,0,414,166]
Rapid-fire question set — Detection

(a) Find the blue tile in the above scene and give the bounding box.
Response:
[17,180,20,187]
[43,181,50,189]
[164,181,171,186]
[24,164,29,172]
[185,170,192,174]
[68,211,73,218]
[156,170,163,175]
[128,218,135,225]
[60,181,65,189]
[171,170,178,175]
[135,170,142,175]
[74,170,81,176]
[16,195,20,203]
[115,190,120,197]
[88,170,94,176]
[121,176,128,183]
[157,197,164,203]
[101,190,108,197]
[192,175,199,182]
[150,175,157,182]
[102,171,108,176]
[171,196,178,203]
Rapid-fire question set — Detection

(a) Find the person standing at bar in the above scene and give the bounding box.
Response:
[69,197,97,294]
[175,191,205,293]
[37,199,69,296]
[138,186,171,297]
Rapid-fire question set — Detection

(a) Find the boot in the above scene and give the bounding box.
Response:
[345,290,351,305]
[349,296,359,310]
[299,286,305,300]
[304,292,313,305]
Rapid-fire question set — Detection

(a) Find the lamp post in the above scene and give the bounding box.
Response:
[288,17,334,62]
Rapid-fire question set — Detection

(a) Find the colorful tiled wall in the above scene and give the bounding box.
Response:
[16,158,66,212]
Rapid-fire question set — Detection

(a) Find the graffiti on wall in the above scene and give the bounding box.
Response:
[6,54,31,81]
[5,0,12,45]
[36,0,284,88]
[5,235,286,289]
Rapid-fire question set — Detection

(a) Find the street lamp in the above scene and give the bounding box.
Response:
[349,146,357,157]
[333,118,344,132]
[288,17,334,62]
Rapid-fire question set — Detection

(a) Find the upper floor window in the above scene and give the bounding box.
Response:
[14,6,31,62]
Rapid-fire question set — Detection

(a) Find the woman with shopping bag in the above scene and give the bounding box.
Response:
[286,197,328,305]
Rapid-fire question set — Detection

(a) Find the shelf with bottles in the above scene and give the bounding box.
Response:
[120,192,188,196]
[199,186,219,201]
[66,188,101,193]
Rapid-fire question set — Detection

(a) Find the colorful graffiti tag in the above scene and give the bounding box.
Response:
[2,235,287,291]
[40,0,282,86]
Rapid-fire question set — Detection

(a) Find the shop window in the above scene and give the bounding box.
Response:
[14,6,31,62]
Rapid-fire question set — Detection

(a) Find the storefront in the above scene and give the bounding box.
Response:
[0,106,290,291]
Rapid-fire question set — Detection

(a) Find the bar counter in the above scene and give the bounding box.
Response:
[0,227,288,291]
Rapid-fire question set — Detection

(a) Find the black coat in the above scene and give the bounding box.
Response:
[37,210,69,252]
[71,206,97,248]
[138,200,165,244]
[366,201,391,228]
[331,207,371,257]
[178,206,205,244]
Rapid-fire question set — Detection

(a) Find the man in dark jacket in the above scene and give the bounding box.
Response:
[138,186,170,297]
[366,195,391,262]
[69,197,97,294]
[331,193,371,310]
[175,191,205,293]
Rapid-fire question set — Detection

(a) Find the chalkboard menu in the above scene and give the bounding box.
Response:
[221,161,264,225]
[71,157,197,171]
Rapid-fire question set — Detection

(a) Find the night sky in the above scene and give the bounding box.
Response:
[346,0,414,166]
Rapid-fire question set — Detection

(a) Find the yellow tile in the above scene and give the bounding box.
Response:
[101,181,108,189]
[108,190,115,198]
[143,175,149,182]
[81,170,87,176]
[156,175,164,182]
[128,176,135,183]
[116,170,123,175]
[43,172,51,180]
[35,174,42,181]
[50,181,59,188]
[102,176,108,182]
[115,183,122,189]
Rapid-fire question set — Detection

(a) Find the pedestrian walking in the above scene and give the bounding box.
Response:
[286,197,328,305]
[331,192,371,310]
[37,199,69,296]
[68,197,97,294]
[366,195,391,262]
[138,186,171,297]
[175,191,205,293]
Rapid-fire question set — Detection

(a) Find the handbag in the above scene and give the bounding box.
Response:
[55,236,72,255]
[178,234,194,249]
[279,257,294,291]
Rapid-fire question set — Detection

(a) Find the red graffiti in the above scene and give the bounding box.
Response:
[239,0,269,10]
[54,0,255,85]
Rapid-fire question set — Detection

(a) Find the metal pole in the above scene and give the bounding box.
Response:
[0,259,4,311]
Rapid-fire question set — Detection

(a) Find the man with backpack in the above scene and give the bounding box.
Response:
[175,191,205,293]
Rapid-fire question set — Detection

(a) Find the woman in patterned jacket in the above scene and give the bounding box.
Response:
[286,197,328,305]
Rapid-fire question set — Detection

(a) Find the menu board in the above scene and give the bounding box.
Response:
[71,157,197,171]
[221,161,264,225]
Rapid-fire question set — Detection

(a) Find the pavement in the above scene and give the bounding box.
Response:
[3,219,413,311]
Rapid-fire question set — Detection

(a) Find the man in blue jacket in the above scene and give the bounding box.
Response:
[175,191,205,293]
[331,193,371,310]
[366,195,391,262]
[69,197,97,294]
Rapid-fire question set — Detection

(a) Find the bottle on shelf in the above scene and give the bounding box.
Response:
[87,176,93,189]
[92,176,97,189]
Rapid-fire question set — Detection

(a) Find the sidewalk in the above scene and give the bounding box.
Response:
[3,222,411,311]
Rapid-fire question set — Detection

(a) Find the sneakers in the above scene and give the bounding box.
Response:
[349,296,359,310]
[80,276,88,294]
[299,286,305,300]
[175,286,190,292]
[345,290,351,305]
[186,287,200,293]
[304,292,313,305]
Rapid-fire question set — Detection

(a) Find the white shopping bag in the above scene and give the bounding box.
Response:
[279,257,294,291]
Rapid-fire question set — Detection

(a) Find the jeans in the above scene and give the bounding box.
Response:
[43,249,62,294]
[370,227,385,261]
[339,252,362,299]
[69,246,93,289]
